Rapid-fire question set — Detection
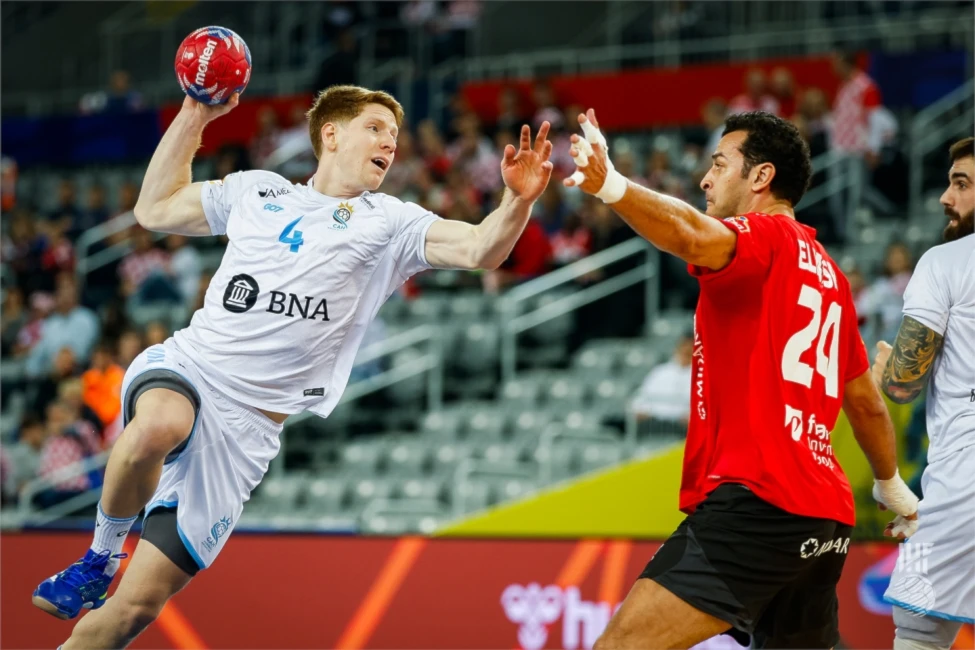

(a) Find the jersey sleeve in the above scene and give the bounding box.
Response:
[383,196,442,279]
[688,213,778,284]
[200,170,285,236]
[901,248,950,336]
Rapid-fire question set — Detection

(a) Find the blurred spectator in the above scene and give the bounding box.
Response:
[416,120,452,180]
[531,81,561,131]
[25,274,99,379]
[495,87,526,136]
[214,144,252,179]
[794,88,831,158]
[1,287,28,356]
[117,181,140,214]
[81,340,125,432]
[447,114,503,197]
[119,227,181,311]
[482,213,552,294]
[770,67,798,119]
[79,70,145,115]
[145,321,170,347]
[630,332,694,428]
[70,185,112,239]
[250,106,283,169]
[534,184,572,236]
[550,211,592,267]
[437,168,482,223]
[692,98,728,186]
[58,377,104,439]
[615,149,648,187]
[47,180,81,235]
[0,415,47,505]
[117,329,144,369]
[382,129,425,199]
[1,155,17,212]
[314,29,358,90]
[166,235,203,309]
[9,292,54,358]
[35,400,103,508]
[28,345,78,416]
[860,242,914,344]
[646,146,687,200]
[829,50,885,239]
[653,0,704,40]
[728,69,780,116]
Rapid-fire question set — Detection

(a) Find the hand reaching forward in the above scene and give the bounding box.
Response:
[501,121,554,202]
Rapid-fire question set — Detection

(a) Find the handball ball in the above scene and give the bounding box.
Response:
[175,26,251,105]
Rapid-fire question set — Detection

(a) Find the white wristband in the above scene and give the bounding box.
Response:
[595,169,627,204]
[872,469,919,518]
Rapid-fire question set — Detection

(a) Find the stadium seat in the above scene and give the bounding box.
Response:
[384,438,430,476]
[509,409,554,439]
[420,409,465,439]
[498,377,543,408]
[446,293,489,322]
[253,476,306,511]
[465,405,508,441]
[397,477,446,502]
[302,477,349,513]
[578,441,626,475]
[349,477,395,509]
[454,323,500,374]
[532,444,578,482]
[543,377,588,410]
[429,442,476,477]
[340,441,385,475]
[451,481,493,513]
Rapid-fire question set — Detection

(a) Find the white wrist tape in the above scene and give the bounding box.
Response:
[569,118,627,204]
[873,469,919,518]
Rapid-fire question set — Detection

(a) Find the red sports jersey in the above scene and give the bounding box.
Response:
[683,213,868,526]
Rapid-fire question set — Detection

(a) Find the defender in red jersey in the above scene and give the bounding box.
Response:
[564,110,919,649]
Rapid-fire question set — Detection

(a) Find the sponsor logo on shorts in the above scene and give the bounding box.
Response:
[800,536,850,559]
[258,187,291,199]
[201,515,234,552]
[889,541,938,615]
[304,387,325,396]
[223,274,260,313]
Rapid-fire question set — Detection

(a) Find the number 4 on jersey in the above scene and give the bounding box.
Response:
[782,284,842,397]
[279,217,304,253]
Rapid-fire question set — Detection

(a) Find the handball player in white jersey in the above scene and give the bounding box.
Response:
[33,86,555,648]
[871,137,975,650]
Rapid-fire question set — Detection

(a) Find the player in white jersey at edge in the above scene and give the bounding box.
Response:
[33,86,555,648]
[871,137,975,650]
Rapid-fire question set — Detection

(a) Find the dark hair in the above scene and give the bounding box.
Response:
[835,50,857,68]
[949,137,974,163]
[20,414,43,431]
[722,111,812,207]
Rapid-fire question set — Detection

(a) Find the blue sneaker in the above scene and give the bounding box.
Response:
[32,549,127,620]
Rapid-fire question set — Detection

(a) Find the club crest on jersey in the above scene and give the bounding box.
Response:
[331,202,354,230]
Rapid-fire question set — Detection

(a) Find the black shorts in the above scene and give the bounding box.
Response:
[639,483,853,649]
[141,507,200,577]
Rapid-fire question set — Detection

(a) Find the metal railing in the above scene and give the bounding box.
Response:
[909,79,975,216]
[9,451,112,528]
[499,237,659,383]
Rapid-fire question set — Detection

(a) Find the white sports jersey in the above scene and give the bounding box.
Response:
[173,170,441,417]
[900,233,975,463]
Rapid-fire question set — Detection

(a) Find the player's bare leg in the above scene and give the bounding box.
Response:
[593,578,731,649]
[62,539,193,650]
[33,388,195,620]
[100,388,196,517]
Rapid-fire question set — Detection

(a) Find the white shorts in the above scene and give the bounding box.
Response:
[121,338,284,570]
[884,444,975,624]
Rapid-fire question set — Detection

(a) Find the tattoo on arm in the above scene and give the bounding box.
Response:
[882,316,944,404]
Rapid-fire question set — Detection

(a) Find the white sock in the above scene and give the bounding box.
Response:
[91,502,137,576]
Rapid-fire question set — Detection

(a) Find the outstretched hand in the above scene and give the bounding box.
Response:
[564,108,611,195]
[501,121,554,202]
[181,92,240,124]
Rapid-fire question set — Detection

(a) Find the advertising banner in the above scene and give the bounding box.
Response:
[3,533,944,649]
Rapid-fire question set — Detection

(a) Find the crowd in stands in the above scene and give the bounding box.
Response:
[0,46,923,508]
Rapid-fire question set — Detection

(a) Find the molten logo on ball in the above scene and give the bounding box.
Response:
[195,38,218,86]
[175,26,251,106]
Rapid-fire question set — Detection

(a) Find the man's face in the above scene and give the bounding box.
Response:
[700,131,753,218]
[331,103,398,192]
[940,155,974,242]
